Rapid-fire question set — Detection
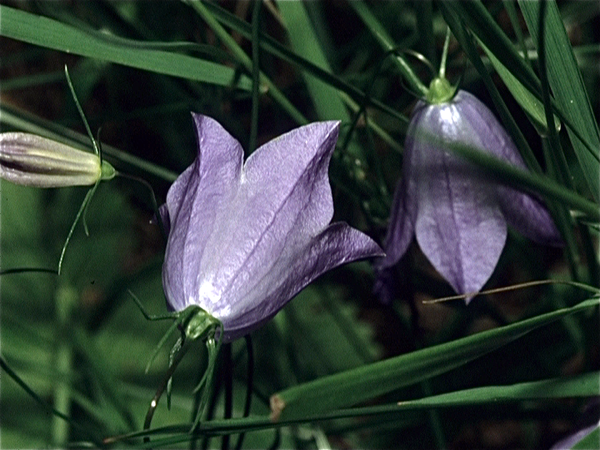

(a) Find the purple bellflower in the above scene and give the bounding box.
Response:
[377,79,561,302]
[160,114,383,342]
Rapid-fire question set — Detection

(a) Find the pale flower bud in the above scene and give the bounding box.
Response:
[0,132,115,187]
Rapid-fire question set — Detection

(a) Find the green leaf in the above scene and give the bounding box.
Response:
[441,2,542,102]
[479,39,561,135]
[519,0,600,201]
[277,1,349,121]
[270,297,599,422]
[396,371,600,409]
[199,0,408,125]
[0,5,251,90]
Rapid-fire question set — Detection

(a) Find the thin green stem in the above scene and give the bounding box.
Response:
[349,1,428,97]
[249,0,262,153]
[57,184,98,275]
[234,336,254,450]
[188,0,307,125]
[222,343,233,450]
[0,356,101,446]
[52,284,77,447]
[439,28,451,79]
[144,342,192,443]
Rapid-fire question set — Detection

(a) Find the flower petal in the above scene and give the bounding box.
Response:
[194,121,341,319]
[497,186,562,245]
[413,105,507,297]
[220,222,383,342]
[378,115,419,269]
[453,91,528,168]
[162,113,243,311]
[455,91,562,246]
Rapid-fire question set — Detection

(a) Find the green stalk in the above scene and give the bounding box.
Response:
[349,1,429,97]
[52,285,77,447]
[270,297,599,422]
[188,0,307,125]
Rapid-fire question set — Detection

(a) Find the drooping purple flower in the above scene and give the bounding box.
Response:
[377,89,561,302]
[161,113,383,342]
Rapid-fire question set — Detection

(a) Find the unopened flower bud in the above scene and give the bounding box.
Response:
[0,132,115,188]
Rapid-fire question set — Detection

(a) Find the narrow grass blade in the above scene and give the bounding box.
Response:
[270,297,599,422]
[519,0,600,201]
[0,5,251,90]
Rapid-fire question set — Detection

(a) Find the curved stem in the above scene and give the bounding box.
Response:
[234,335,254,450]
[221,343,233,450]
[143,342,191,444]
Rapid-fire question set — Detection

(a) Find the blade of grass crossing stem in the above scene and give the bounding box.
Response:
[479,39,561,136]
[276,2,371,176]
[277,1,349,121]
[187,0,307,125]
[0,5,251,90]
[199,0,409,126]
[396,371,600,410]
[349,1,428,97]
[441,2,542,103]
[519,0,600,202]
[270,297,599,422]
[440,2,600,165]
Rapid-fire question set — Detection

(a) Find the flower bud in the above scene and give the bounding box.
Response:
[0,132,115,187]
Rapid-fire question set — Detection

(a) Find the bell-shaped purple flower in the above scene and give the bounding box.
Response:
[161,114,383,342]
[378,90,561,301]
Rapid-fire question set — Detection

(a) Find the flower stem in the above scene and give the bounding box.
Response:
[144,341,191,443]
[222,343,233,450]
[52,284,77,448]
[188,0,307,125]
[439,27,451,79]
[349,1,428,97]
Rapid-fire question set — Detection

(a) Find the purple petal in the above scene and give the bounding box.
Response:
[162,115,384,341]
[221,222,383,342]
[497,186,562,245]
[194,121,341,320]
[412,104,507,298]
[162,113,244,311]
[157,203,171,236]
[378,118,419,270]
[453,91,528,169]
[455,91,562,246]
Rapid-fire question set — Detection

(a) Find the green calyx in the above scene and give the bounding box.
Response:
[424,27,457,104]
[426,77,456,104]
[100,161,116,181]
[182,305,222,341]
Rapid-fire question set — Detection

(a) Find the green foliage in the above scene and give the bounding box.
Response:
[0,1,598,449]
